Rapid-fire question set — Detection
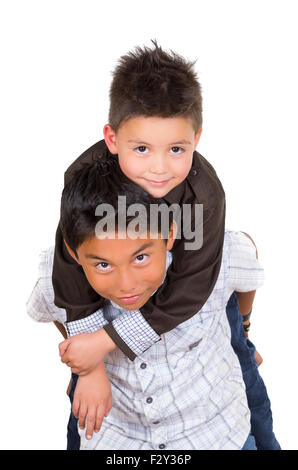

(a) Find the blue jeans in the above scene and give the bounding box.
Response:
[241,434,257,450]
[226,292,281,450]
[66,373,80,450]
[66,293,281,450]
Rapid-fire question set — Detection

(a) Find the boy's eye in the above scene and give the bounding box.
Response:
[134,254,149,264]
[96,262,111,271]
[135,146,148,154]
[170,146,184,154]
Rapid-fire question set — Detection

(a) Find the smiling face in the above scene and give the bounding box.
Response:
[65,225,176,311]
[103,116,202,198]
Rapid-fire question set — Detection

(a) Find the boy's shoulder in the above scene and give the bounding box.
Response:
[64,139,111,186]
[223,230,258,255]
[187,152,225,208]
[223,230,256,260]
[38,245,55,278]
[27,245,66,324]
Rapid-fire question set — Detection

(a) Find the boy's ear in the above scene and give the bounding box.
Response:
[103,124,118,154]
[166,220,178,251]
[64,240,81,265]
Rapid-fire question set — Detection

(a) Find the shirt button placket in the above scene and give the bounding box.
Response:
[149,401,167,450]
[139,362,165,448]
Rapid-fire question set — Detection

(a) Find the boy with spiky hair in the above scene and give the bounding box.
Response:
[29,40,279,449]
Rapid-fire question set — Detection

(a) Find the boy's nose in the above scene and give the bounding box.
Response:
[149,155,167,175]
[118,270,139,293]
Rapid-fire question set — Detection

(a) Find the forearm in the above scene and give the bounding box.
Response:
[235,290,256,328]
[235,290,256,316]
[85,358,106,376]
[92,328,117,355]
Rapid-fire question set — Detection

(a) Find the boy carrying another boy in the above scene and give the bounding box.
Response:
[29,157,265,450]
[27,41,280,449]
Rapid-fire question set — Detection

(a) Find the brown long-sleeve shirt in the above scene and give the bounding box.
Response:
[52,139,226,360]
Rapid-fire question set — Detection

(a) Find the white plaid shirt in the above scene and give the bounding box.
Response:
[27,231,264,450]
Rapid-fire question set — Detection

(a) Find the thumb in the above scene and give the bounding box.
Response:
[59,338,71,357]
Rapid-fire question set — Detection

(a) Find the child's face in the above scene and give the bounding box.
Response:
[65,226,175,311]
[103,116,202,198]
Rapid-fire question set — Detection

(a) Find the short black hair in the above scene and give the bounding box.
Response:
[108,39,202,133]
[60,156,173,256]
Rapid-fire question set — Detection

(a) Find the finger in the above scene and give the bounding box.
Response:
[105,396,113,417]
[94,408,105,433]
[59,339,71,357]
[78,404,88,430]
[85,407,96,440]
[72,398,80,419]
[60,353,70,364]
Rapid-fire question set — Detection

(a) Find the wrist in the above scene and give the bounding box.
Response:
[241,308,252,337]
[241,308,252,322]
[93,328,117,354]
[90,360,107,375]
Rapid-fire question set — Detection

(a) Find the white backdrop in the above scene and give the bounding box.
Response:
[1,0,297,450]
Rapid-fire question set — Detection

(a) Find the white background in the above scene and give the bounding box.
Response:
[0,0,297,450]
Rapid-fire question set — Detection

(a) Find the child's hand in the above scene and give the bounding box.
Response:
[73,361,113,440]
[59,328,116,375]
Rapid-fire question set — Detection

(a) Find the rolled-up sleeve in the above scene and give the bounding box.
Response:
[226,231,265,292]
[26,248,67,324]
[27,278,59,323]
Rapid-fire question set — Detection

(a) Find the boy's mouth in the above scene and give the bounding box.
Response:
[117,292,144,305]
[143,178,171,187]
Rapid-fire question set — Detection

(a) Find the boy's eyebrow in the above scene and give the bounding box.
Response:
[85,242,155,262]
[127,139,192,145]
[131,242,154,256]
[85,253,110,262]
